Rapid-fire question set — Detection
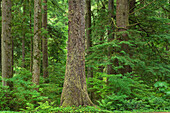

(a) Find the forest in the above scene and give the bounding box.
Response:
[0,0,169,112]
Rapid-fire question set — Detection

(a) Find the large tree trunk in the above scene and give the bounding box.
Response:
[42,0,48,81]
[116,0,132,74]
[2,0,13,87]
[60,0,93,107]
[107,0,114,75]
[32,0,41,91]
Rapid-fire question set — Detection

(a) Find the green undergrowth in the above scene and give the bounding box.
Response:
[1,105,170,113]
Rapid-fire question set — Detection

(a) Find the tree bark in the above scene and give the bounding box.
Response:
[32,0,41,91]
[2,0,13,87]
[42,0,48,81]
[116,0,132,74]
[22,0,26,68]
[60,0,93,107]
[107,0,114,75]
[86,0,93,101]
[0,0,2,71]
[86,0,93,78]
[30,0,33,73]
[116,0,129,31]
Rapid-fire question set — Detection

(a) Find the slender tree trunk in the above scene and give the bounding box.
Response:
[116,0,129,31]
[86,0,92,78]
[42,0,48,81]
[2,0,13,87]
[32,0,41,91]
[86,0,93,100]
[116,0,132,74]
[0,0,2,72]
[22,0,26,68]
[107,0,114,75]
[60,0,93,107]
[11,40,14,89]
[30,0,33,73]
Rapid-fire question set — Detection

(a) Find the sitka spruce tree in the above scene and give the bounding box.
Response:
[42,0,48,80]
[32,0,41,91]
[60,0,94,107]
[2,0,13,87]
[116,0,132,74]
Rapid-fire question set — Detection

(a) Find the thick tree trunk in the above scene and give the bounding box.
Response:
[22,0,26,68]
[32,0,41,91]
[42,0,48,81]
[60,0,93,107]
[107,0,114,75]
[116,0,132,74]
[2,0,13,86]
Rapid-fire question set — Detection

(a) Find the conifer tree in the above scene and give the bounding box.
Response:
[60,0,93,107]
[32,0,41,91]
[116,0,132,74]
[2,0,13,87]
[42,0,48,81]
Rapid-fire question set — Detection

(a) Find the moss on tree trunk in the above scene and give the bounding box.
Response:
[60,0,94,107]
[32,0,41,91]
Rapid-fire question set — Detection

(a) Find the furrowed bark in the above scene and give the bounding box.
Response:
[2,0,13,87]
[32,0,41,91]
[60,0,94,107]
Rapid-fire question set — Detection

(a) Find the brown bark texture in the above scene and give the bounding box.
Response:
[116,0,129,31]
[0,0,2,70]
[30,0,33,73]
[42,0,48,80]
[107,0,114,75]
[2,0,13,86]
[60,0,93,107]
[86,0,93,78]
[32,0,41,91]
[22,0,26,68]
[86,0,94,101]
[116,0,132,74]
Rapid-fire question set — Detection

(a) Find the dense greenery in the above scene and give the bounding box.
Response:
[0,0,169,112]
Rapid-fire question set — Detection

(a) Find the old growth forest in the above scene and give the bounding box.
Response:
[0,0,170,112]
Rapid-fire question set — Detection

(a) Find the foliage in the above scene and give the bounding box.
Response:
[22,101,110,113]
[40,62,65,105]
[0,68,48,111]
[0,0,170,112]
[88,72,170,111]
